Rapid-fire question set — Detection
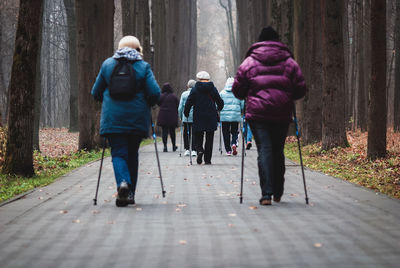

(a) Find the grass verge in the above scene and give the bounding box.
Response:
[284,134,400,199]
[0,138,154,203]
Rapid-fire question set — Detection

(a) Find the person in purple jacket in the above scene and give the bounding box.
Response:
[157,83,179,152]
[232,26,307,206]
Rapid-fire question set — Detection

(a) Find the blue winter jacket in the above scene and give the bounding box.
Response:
[178,89,193,123]
[219,85,244,122]
[91,48,161,137]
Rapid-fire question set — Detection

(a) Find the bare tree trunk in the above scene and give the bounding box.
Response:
[219,0,239,71]
[64,0,78,132]
[298,0,322,144]
[395,0,400,132]
[33,6,44,151]
[2,0,44,176]
[367,0,387,159]
[321,0,349,150]
[76,0,114,150]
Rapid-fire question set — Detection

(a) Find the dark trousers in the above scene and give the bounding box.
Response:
[221,122,239,152]
[194,131,214,163]
[183,122,195,150]
[162,126,176,149]
[107,134,142,195]
[249,121,289,198]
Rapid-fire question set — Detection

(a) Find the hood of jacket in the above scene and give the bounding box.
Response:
[195,81,215,94]
[162,83,174,93]
[246,41,292,64]
[113,47,143,61]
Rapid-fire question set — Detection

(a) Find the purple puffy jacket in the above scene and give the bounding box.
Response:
[232,41,307,123]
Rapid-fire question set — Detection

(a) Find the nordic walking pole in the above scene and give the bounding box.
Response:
[188,124,193,165]
[219,121,222,154]
[150,41,166,198]
[240,104,246,203]
[151,116,166,197]
[93,138,107,205]
[179,122,183,157]
[293,105,309,204]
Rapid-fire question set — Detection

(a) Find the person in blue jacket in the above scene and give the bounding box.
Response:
[91,36,160,207]
[219,77,244,156]
[184,71,224,165]
[178,79,197,156]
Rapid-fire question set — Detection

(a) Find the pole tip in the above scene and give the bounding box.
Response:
[93,199,97,206]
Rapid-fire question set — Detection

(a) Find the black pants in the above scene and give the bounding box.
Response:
[194,131,214,163]
[183,122,195,150]
[162,126,176,149]
[221,122,239,152]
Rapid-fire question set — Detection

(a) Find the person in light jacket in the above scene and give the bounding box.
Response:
[219,77,244,156]
[232,27,307,205]
[92,36,160,207]
[178,79,197,156]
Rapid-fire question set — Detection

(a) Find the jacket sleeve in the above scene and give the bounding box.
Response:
[91,64,107,102]
[144,63,161,106]
[232,60,250,100]
[213,88,224,111]
[184,91,194,118]
[288,58,307,100]
[178,94,185,120]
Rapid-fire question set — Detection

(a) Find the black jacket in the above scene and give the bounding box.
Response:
[184,82,224,132]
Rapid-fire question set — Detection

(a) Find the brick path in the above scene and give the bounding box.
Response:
[1,134,399,268]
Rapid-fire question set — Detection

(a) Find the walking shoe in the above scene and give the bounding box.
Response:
[232,144,237,155]
[204,161,211,165]
[163,146,168,152]
[173,145,178,152]
[246,141,252,150]
[259,196,272,206]
[184,150,190,156]
[116,181,129,207]
[273,196,281,203]
[126,192,135,205]
[226,151,232,156]
[197,151,203,164]
[191,150,197,156]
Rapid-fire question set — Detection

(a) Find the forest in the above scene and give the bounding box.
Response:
[0,0,399,194]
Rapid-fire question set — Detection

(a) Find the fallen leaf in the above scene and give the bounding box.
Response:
[38,196,44,200]
[206,184,212,186]
[136,208,143,211]
[179,240,187,245]
[314,243,322,248]
[72,219,81,223]
[177,203,187,208]
[249,206,258,210]
[107,221,116,224]
[228,224,234,227]
[176,208,182,212]
[92,210,100,214]
[290,193,297,197]
[104,199,111,203]
[59,210,68,214]
[228,213,236,217]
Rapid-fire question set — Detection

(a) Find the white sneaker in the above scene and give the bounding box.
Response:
[191,151,197,156]
[184,150,190,156]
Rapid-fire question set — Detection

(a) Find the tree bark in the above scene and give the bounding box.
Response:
[64,0,78,132]
[394,0,400,132]
[321,0,349,150]
[2,0,44,176]
[297,0,322,144]
[76,0,114,150]
[367,0,387,158]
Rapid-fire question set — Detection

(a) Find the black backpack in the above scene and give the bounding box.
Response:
[109,58,137,100]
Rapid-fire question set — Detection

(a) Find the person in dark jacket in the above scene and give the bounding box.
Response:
[232,27,307,206]
[157,83,179,152]
[184,71,224,165]
[92,35,161,207]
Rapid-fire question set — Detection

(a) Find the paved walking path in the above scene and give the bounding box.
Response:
[1,135,399,268]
